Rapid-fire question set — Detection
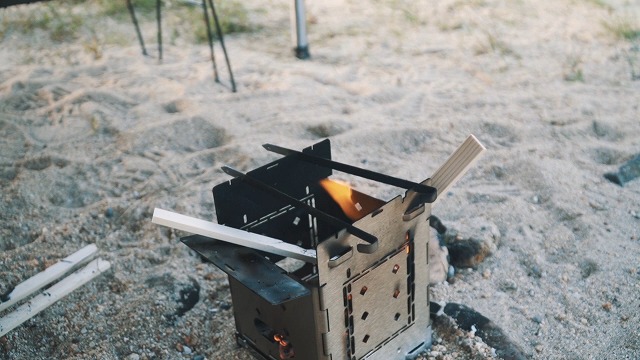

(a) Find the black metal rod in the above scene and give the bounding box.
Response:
[221,166,378,253]
[208,0,237,92]
[126,0,148,56]
[263,144,438,201]
[156,0,163,61]
[201,0,220,82]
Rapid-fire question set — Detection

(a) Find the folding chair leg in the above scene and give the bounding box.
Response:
[156,0,163,61]
[126,0,148,56]
[208,0,236,92]
[201,0,220,82]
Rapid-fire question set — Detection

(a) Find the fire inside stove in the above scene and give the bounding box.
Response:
[173,137,484,360]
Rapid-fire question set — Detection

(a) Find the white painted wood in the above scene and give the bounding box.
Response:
[0,258,111,337]
[152,208,317,263]
[430,135,486,206]
[0,244,98,313]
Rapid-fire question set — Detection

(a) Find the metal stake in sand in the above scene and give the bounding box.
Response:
[152,208,317,263]
[0,244,98,312]
[208,0,237,92]
[126,0,148,56]
[292,0,310,59]
[0,259,111,337]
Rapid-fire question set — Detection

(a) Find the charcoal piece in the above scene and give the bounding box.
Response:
[429,215,447,234]
[176,278,200,317]
[604,154,640,186]
[430,301,527,360]
[447,238,491,268]
[0,286,14,302]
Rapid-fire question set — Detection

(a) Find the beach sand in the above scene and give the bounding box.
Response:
[1,0,639,358]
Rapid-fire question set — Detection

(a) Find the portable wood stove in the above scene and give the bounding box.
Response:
[153,136,485,360]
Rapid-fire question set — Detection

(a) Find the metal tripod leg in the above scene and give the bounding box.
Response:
[201,0,220,82]
[126,0,148,56]
[207,0,237,92]
[156,0,163,61]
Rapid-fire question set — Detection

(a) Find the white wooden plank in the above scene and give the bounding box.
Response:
[0,258,111,337]
[0,244,98,313]
[431,134,486,206]
[152,208,317,263]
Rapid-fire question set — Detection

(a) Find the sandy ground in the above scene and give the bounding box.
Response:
[1,0,639,359]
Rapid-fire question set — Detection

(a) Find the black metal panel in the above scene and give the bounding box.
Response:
[213,140,334,247]
[182,235,310,305]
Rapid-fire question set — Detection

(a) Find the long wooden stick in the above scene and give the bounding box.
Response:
[430,135,486,206]
[152,208,317,263]
[0,244,98,313]
[0,258,111,337]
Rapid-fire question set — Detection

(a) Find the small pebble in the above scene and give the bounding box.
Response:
[192,355,205,360]
[580,317,588,325]
[219,302,232,310]
[499,279,518,292]
[183,346,192,355]
[482,269,491,279]
[535,344,543,353]
[126,354,140,360]
[105,207,114,218]
[532,315,544,324]
[176,343,183,352]
[602,302,612,311]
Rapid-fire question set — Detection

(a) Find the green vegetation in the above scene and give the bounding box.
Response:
[582,0,613,11]
[98,0,158,18]
[0,2,85,42]
[190,0,253,44]
[474,32,518,58]
[0,0,253,44]
[603,17,640,41]
[564,56,585,82]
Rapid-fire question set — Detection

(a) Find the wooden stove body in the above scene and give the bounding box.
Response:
[183,139,432,360]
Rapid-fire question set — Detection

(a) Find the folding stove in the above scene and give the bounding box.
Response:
[153,136,485,360]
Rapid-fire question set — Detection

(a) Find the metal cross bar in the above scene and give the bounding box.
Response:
[221,166,379,253]
[263,143,438,200]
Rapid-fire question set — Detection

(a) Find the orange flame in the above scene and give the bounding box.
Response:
[320,179,363,221]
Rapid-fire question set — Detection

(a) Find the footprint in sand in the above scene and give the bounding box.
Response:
[589,147,628,165]
[0,81,51,113]
[0,119,27,182]
[480,122,520,148]
[591,120,624,142]
[0,193,40,251]
[306,120,353,138]
[128,116,229,155]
